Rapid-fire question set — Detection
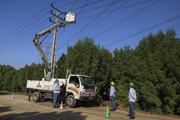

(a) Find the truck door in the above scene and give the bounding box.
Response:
[68,76,80,99]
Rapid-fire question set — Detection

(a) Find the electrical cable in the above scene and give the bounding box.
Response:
[56,0,89,56]
[0,0,75,46]
[0,0,101,54]
[0,20,50,50]
[105,14,180,47]
[0,21,51,51]
[57,0,153,51]
[0,3,50,43]
[93,0,159,38]
[69,0,105,11]
[78,0,153,21]
[78,0,124,15]
[83,0,130,35]
[57,0,115,50]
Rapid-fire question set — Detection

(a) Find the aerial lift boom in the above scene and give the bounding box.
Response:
[33,7,76,80]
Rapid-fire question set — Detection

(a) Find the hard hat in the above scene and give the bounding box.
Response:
[129,82,134,87]
[55,79,59,82]
[111,82,114,86]
[59,82,63,86]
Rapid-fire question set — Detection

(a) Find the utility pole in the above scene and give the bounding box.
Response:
[32,3,75,80]
[51,11,59,78]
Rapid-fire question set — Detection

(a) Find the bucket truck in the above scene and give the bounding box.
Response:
[26,8,96,108]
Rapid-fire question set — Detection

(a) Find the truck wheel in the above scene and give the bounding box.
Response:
[66,95,76,108]
[32,92,40,102]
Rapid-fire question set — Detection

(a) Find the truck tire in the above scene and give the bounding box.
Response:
[66,95,76,108]
[32,92,40,102]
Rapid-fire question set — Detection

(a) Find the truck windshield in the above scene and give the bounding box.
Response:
[80,76,95,89]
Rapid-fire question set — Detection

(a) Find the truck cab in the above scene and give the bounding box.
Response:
[66,74,96,107]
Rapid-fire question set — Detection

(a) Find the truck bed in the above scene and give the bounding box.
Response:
[26,78,66,91]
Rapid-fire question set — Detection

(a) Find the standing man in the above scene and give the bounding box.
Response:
[128,82,137,119]
[53,79,60,108]
[110,81,116,111]
[60,83,65,104]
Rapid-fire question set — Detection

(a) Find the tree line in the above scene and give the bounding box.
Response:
[0,28,179,114]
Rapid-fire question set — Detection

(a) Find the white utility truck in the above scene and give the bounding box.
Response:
[26,4,96,108]
[26,70,96,108]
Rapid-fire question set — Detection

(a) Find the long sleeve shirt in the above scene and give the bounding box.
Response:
[129,88,137,102]
[110,86,116,97]
[53,83,60,94]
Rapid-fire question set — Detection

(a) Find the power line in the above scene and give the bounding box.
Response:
[0,20,50,50]
[0,0,75,47]
[0,18,50,48]
[0,3,50,43]
[56,0,90,56]
[57,0,116,50]
[57,0,153,51]
[57,0,82,10]
[0,22,51,52]
[94,0,159,38]
[78,0,124,15]
[0,0,62,42]
[0,0,103,54]
[0,25,53,55]
[69,0,105,11]
[0,0,80,53]
[56,0,107,39]
[83,0,130,35]
[105,14,180,47]
[56,0,81,36]
[78,0,152,21]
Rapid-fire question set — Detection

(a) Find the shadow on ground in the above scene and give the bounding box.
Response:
[36,98,100,108]
[0,91,10,95]
[0,106,11,113]
[78,101,100,108]
[0,110,87,120]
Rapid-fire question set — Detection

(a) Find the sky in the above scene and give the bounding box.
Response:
[0,0,180,69]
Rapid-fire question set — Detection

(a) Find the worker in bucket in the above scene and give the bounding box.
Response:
[110,81,116,111]
[127,82,137,119]
[53,79,61,108]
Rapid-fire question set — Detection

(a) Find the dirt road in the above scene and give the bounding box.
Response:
[0,93,179,120]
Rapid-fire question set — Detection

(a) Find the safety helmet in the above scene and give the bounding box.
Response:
[55,79,59,83]
[129,82,134,87]
[59,82,63,86]
[111,82,115,86]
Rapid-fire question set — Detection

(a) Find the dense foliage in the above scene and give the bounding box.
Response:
[0,29,179,114]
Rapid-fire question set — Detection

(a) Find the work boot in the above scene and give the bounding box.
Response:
[126,114,130,117]
[129,116,135,119]
[110,109,115,111]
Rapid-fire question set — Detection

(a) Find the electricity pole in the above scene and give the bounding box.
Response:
[51,11,59,78]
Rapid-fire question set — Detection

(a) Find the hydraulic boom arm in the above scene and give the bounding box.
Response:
[33,23,63,72]
[33,9,76,80]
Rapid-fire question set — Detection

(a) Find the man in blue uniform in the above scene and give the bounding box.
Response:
[110,81,116,111]
[53,79,60,108]
[128,82,137,119]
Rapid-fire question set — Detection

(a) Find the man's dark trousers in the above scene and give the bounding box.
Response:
[111,96,115,110]
[129,102,135,117]
[53,93,60,107]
